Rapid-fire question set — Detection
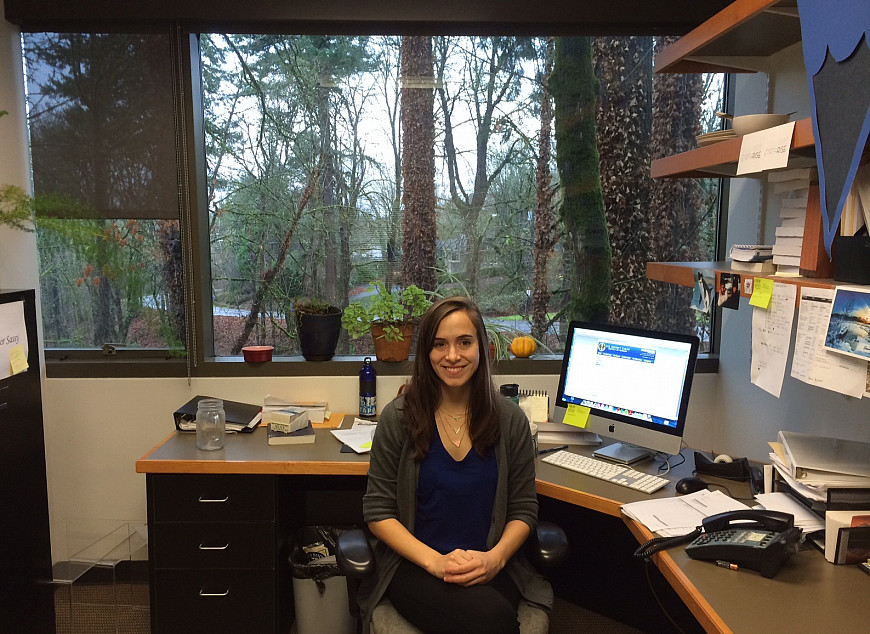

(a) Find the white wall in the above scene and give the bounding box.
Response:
[712,42,870,462]
[0,11,39,291]
[39,371,719,549]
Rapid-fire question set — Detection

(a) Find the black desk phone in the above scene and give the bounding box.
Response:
[685,510,802,578]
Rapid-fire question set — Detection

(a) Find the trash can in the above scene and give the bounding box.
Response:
[290,526,356,634]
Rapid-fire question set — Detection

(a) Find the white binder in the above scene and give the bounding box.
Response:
[778,431,870,485]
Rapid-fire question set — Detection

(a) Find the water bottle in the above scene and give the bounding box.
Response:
[196,398,226,450]
[359,356,377,417]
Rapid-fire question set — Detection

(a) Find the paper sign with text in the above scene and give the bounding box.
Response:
[736,121,796,175]
[0,301,29,380]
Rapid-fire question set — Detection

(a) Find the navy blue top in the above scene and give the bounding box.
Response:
[415,421,498,554]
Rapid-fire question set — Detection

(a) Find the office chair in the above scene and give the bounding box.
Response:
[336,522,568,634]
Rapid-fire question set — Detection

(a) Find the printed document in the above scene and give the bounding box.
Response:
[791,287,866,397]
[750,282,796,397]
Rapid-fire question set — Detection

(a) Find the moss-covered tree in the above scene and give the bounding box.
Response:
[594,36,656,328]
[551,37,611,323]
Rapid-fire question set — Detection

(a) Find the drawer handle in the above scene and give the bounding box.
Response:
[198,496,229,503]
[199,589,230,597]
[198,543,229,550]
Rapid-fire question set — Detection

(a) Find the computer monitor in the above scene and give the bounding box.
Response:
[553,321,699,465]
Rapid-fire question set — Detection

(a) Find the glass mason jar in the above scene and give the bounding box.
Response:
[196,398,226,450]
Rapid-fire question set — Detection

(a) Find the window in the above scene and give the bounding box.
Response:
[201,34,723,359]
[21,30,723,374]
[23,33,185,355]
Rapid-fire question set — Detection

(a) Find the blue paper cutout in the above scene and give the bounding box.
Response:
[798,0,870,256]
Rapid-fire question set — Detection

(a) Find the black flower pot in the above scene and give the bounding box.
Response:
[297,308,343,361]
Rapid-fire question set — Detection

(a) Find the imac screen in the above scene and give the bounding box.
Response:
[554,321,699,463]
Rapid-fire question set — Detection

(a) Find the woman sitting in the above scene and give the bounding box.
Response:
[359,296,552,633]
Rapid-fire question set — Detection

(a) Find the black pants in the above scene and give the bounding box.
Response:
[385,559,521,634]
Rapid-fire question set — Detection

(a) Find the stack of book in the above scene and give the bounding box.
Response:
[263,405,315,445]
[728,244,774,273]
[770,169,811,276]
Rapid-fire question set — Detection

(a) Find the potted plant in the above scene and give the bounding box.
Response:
[293,298,343,361]
[342,282,432,361]
[485,322,512,361]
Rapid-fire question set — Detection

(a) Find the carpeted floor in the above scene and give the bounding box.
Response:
[548,597,643,634]
[54,564,150,634]
[57,577,638,634]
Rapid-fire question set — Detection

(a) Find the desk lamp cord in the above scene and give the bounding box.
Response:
[633,526,702,561]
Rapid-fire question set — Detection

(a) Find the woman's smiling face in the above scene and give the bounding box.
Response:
[429,310,480,391]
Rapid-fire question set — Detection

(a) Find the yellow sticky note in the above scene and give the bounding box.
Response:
[562,404,590,429]
[749,277,774,309]
[361,441,372,449]
[9,344,28,375]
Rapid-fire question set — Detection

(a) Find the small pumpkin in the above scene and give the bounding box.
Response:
[510,335,537,358]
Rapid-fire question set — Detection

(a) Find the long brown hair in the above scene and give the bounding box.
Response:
[402,296,501,460]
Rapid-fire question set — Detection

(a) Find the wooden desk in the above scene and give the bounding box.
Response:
[137,427,869,634]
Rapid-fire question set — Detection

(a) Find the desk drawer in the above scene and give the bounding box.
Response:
[153,522,274,569]
[154,568,274,633]
[151,474,274,522]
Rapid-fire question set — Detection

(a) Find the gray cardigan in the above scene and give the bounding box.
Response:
[359,394,553,628]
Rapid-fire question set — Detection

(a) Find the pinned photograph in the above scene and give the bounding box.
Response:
[690,269,714,314]
[824,287,870,361]
[717,273,741,310]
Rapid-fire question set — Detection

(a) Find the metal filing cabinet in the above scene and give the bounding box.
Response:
[147,473,278,633]
[0,289,54,633]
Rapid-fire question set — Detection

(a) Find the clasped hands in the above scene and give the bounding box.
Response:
[431,549,503,586]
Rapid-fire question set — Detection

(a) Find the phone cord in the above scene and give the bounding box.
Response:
[633,526,702,562]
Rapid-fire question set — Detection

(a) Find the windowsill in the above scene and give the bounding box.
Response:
[44,353,719,378]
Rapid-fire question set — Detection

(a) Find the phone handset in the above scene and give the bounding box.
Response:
[701,509,794,534]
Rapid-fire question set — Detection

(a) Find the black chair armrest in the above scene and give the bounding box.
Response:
[526,521,569,569]
[337,528,377,578]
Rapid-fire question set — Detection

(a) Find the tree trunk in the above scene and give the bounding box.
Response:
[551,37,611,324]
[649,36,704,335]
[531,37,556,342]
[320,85,340,306]
[231,168,320,354]
[594,36,655,329]
[400,36,437,291]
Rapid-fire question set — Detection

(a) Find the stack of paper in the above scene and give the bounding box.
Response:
[263,395,330,424]
[330,418,378,454]
[754,492,826,533]
[536,421,601,446]
[622,489,750,537]
[770,169,811,276]
[768,431,870,509]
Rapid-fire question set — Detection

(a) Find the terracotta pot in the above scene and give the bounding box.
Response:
[370,324,413,362]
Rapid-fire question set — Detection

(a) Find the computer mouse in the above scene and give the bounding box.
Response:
[675,476,708,495]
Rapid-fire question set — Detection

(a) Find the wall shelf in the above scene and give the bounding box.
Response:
[654,0,801,74]
[646,261,845,306]
[651,117,815,178]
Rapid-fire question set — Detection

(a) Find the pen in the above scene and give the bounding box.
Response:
[715,560,738,571]
[538,445,569,456]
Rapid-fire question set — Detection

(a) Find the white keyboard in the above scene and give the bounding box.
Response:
[541,450,669,494]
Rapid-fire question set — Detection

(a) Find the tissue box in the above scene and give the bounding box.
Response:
[825,510,870,563]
